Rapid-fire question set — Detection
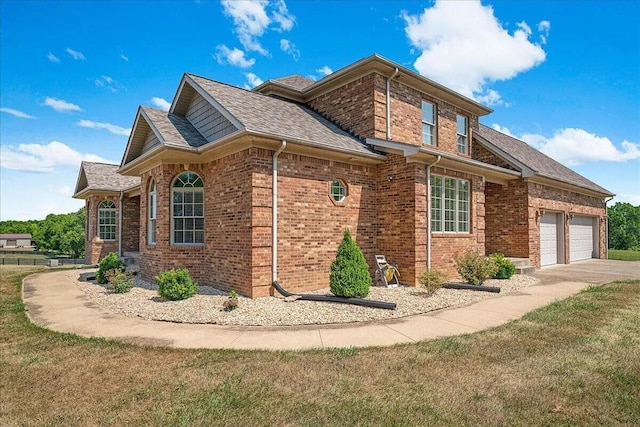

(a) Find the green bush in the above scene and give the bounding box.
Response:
[417,269,448,295]
[105,269,133,293]
[454,251,498,285]
[491,253,516,279]
[156,268,198,301]
[330,229,371,298]
[96,252,125,284]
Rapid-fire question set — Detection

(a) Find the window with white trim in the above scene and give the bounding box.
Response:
[171,172,204,245]
[148,180,156,244]
[331,179,347,203]
[98,200,116,240]
[421,100,436,145]
[456,114,468,154]
[431,175,470,233]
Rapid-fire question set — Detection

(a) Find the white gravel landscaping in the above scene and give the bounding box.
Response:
[74,271,539,326]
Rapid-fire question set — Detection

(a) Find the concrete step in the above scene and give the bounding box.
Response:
[516,266,536,275]
[506,257,535,275]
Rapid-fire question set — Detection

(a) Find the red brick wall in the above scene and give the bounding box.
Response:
[122,195,140,252]
[484,180,530,258]
[268,151,378,296]
[472,143,518,171]
[307,74,376,139]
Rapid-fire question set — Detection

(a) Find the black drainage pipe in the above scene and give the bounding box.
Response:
[272,281,396,310]
[442,283,501,293]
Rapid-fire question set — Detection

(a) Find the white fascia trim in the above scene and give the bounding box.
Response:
[120,107,145,167]
[184,75,245,130]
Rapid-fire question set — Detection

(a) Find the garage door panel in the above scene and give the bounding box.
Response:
[570,216,596,262]
[540,213,558,267]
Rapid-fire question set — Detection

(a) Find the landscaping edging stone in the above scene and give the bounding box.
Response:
[442,283,501,293]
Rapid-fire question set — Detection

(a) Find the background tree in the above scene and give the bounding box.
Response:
[608,202,640,251]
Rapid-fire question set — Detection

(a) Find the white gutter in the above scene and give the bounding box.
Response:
[272,140,287,284]
[426,155,442,270]
[386,67,399,140]
[605,196,614,259]
[118,191,124,257]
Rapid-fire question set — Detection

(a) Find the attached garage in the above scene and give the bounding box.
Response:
[570,215,598,262]
[540,212,561,267]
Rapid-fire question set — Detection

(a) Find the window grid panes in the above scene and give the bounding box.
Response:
[331,180,346,202]
[456,115,468,154]
[148,181,156,244]
[431,175,470,233]
[98,200,116,240]
[172,172,204,245]
[422,100,436,145]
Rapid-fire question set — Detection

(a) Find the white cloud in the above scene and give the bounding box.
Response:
[150,97,172,112]
[77,119,131,136]
[402,0,547,104]
[120,52,129,62]
[492,124,640,166]
[221,0,296,55]
[0,141,111,173]
[280,39,300,60]
[65,47,86,60]
[244,72,264,89]
[47,52,60,63]
[94,75,121,92]
[0,108,35,119]
[538,20,551,44]
[43,97,83,113]
[316,66,333,77]
[614,194,640,205]
[57,185,73,197]
[214,45,256,68]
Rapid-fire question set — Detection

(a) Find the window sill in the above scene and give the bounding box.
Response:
[431,233,473,238]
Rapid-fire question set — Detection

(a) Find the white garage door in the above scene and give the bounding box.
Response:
[540,213,559,267]
[570,215,596,262]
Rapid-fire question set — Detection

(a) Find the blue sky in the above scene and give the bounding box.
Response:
[1,0,638,220]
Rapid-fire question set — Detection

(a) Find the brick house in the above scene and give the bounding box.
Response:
[73,54,613,297]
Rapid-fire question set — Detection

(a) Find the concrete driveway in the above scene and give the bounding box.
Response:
[21,259,640,351]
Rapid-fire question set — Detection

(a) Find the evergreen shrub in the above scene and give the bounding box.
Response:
[330,229,371,298]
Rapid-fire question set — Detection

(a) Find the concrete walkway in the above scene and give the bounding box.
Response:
[22,259,639,351]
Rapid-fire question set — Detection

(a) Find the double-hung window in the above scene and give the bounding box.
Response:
[456,114,468,154]
[431,175,469,233]
[148,180,156,244]
[171,172,204,245]
[422,100,436,145]
[98,200,116,240]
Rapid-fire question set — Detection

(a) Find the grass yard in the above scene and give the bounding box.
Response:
[609,249,640,261]
[1,266,639,426]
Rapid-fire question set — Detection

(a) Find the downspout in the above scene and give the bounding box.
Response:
[426,155,442,270]
[386,68,400,140]
[118,191,124,257]
[605,196,614,259]
[272,140,287,284]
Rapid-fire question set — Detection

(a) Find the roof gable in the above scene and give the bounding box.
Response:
[475,124,613,196]
[74,161,140,198]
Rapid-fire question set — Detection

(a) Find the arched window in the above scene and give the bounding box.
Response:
[98,200,116,240]
[171,172,204,245]
[148,180,156,244]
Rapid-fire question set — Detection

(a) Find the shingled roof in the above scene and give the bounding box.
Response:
[74,161,140,197]
[188,74,375,156]
[271,74,315,91]
[142,107,208,148]
[475,124,613,196]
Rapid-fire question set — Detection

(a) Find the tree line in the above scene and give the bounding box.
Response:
[608,202,640,251]
[0,208,85,258]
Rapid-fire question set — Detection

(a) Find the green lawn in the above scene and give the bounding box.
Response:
[609,249,640,261]
[2,266,639,426]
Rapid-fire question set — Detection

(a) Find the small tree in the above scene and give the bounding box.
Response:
[330,229,371,298]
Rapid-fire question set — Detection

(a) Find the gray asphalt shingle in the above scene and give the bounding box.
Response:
[476,124,612,195]
[142,107,208,148]
[271,74,315,90]
[81,162,140,192]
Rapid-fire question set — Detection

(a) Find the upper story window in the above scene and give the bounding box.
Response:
[421,100,436,145]
[98,200,116,241]
[456,114,468,154]
[431,175,469,233]
[171,172,204,245]
[148,180,156,245]
[331,179,347,203]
